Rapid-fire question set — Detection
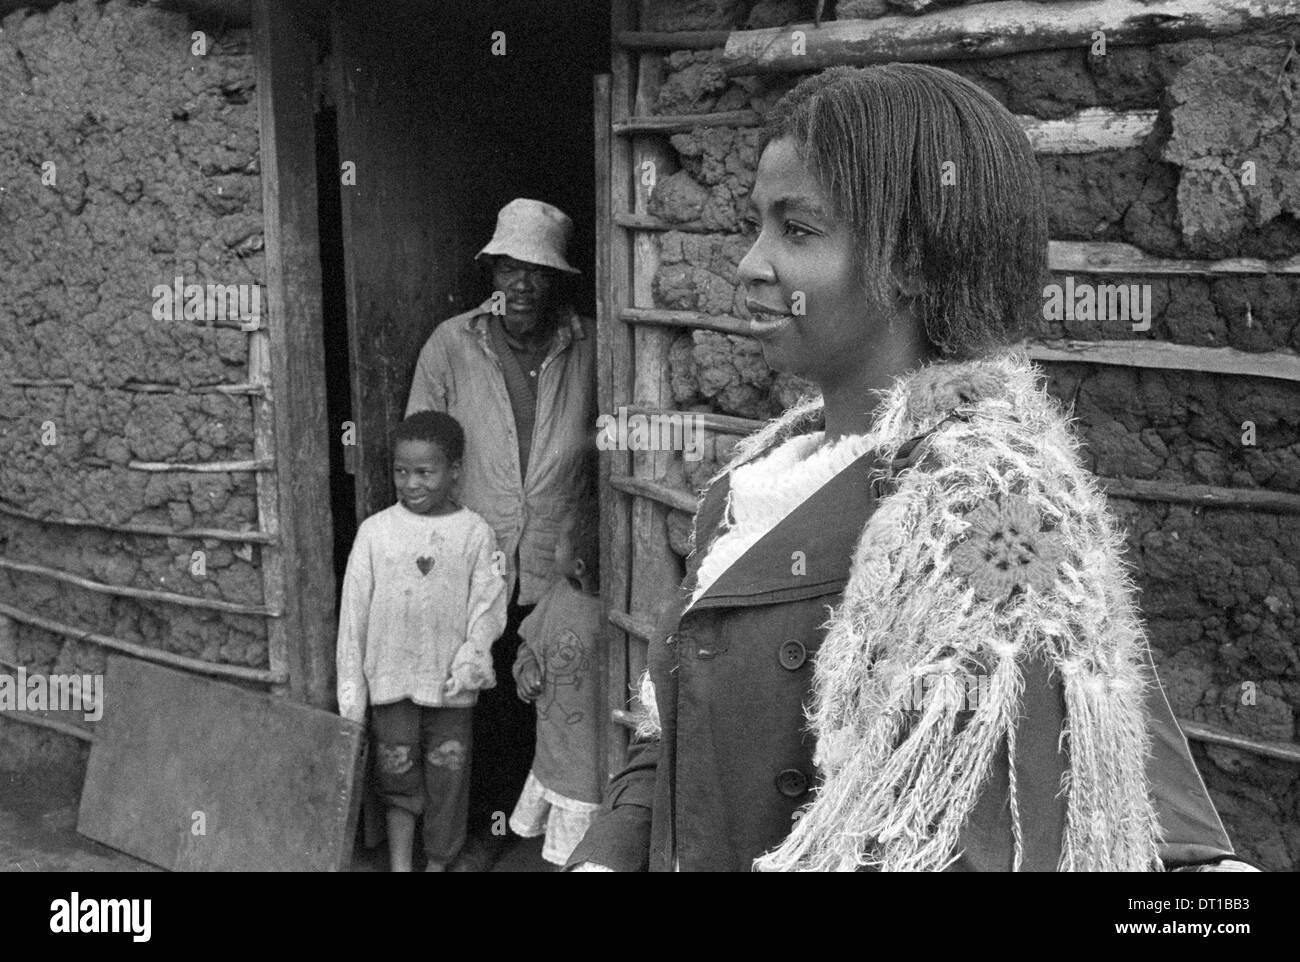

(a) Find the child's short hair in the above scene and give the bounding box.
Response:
[395,410,465,463]
[566,503,600,587]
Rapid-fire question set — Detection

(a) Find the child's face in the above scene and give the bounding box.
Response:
[393,439,459,515]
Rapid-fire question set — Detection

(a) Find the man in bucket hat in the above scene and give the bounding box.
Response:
[407,199,595,870]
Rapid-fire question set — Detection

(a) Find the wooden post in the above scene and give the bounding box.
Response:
[252,0,337,707]
[593,71,623,792]
[602,0,639,779]
[719,0,1300,73]
[627,31,684,702]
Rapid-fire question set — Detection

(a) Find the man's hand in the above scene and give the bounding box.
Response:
[516,660,543,702]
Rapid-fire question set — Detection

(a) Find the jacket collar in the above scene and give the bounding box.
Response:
[464,300,586,353]
[684,447,887,613]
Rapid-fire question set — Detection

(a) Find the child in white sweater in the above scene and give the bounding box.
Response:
[337,411,508,872]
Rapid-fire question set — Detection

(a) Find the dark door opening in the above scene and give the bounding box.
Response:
[315,99,356,593]
[321,0,610,867]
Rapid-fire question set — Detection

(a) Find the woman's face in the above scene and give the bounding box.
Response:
[737,137,888,385]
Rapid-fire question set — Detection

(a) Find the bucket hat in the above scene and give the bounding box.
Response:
[476,198,580,275]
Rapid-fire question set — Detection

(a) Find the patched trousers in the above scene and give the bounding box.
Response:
[371,699,473,864]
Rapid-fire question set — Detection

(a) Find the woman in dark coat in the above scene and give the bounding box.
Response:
[569,65,1248,872]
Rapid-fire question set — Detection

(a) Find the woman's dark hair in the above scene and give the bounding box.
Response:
[762,64,1048,359]
[394,410,465,463]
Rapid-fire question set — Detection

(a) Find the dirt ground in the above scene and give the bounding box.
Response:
[0,772,548,874]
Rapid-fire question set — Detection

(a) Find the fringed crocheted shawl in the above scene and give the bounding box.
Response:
[647,349,1164,872]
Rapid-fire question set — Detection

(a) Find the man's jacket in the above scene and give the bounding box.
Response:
[407,302,595,606]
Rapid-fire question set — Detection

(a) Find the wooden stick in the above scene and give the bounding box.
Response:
[0,556,282,617]
[614,107,1159,154]
[1180,720,1300,764]
[624,404,764,437]
[609,475,699,514]
[249,326,290,686]
[1100,477,1300,514]
[621,306,752,337]
[0,599,287,684]
[620,310,1300,383]
[610,708,639,730]
[604,0,639,778]
[1027,339,1300,384]
[0,501,275,545]
[607,607,656,644]
[127,458,274,473]
[121,382,265,396]
[628,45,682,713]
[614,407,1300,512]
[719,0,1300,73]
[616,217,1300,275]
[0,710,94,743]
[613,110,760,135]
[616,29,730,50]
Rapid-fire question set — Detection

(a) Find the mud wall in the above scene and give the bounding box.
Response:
[639,0,1300,869]
[0,0,265,767]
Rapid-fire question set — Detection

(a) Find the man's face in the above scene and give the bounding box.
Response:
[492,256,557,336]
[736,137,891,386]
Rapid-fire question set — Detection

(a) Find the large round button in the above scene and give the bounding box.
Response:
[778,639,807,670]
[775,768,808,798]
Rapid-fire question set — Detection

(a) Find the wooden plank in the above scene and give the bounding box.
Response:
[78,657,365,871]
[0,501,273,545]
[253,0,337,707]
[0,556,280,617]
[615,107,1160,154]
[1100,477,1300,514]
[0,599,286,684]
[1029,339,1300,384]
[720,0,1300,73]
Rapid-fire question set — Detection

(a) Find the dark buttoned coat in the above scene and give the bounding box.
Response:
[569,438,1237,872]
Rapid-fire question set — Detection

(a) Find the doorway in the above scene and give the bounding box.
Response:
[317,0,611,866]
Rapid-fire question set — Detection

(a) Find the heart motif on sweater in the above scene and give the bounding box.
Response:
[415,555,434,576]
